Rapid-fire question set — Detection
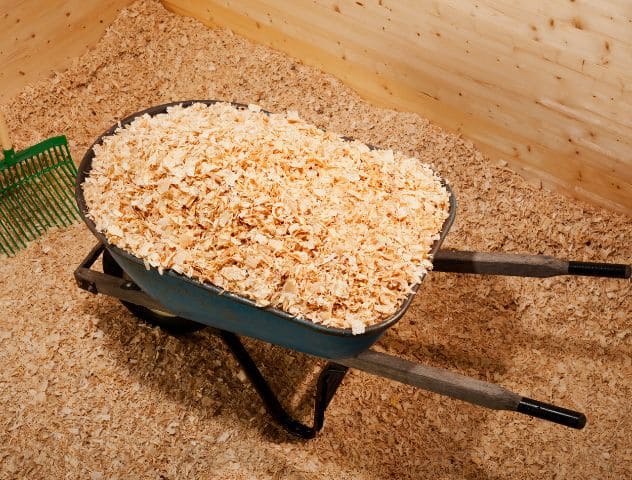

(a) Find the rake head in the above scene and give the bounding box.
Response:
[0,136,79,256]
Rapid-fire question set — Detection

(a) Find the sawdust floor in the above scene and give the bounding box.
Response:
[1,1,630,479]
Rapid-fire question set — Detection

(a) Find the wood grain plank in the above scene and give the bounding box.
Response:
[162,0,632,214]
[0,0,134,103]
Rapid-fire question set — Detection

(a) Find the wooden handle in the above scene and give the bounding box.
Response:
[0,111,12,151]
[432,250,566,277]
[339,350,587,429]
[338,350,521,410]
[433,250,631,279]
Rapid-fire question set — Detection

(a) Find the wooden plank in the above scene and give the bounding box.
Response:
[0,0,133,103]
[161,0,632,214]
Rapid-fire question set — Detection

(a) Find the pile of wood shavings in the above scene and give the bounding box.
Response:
[1,1,630,478]
[83,102,450,332]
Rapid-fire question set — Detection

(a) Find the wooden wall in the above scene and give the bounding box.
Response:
[162,0,632,214]
[0,0,133,103]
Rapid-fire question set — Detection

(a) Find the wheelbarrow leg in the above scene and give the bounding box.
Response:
[218,330,348,439]
[312,362,349,432]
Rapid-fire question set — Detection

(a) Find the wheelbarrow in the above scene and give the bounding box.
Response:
[74,100,630,438]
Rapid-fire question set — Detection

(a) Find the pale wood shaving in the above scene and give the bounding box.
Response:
[0,0,630,478]
[83,102,450,331]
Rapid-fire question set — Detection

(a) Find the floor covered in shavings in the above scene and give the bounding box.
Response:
[0,1,630,478]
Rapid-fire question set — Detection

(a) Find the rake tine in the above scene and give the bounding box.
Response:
[55,144,78,179]
[16,160,52,230]
[33,152,73,226]
[0,177,26,250]
[50,145,81,216]
[48,144,81,220]
[42,168,75,225]
[11,184,42,239]
[11,183,42,234]
[0,194,28,249]
[17,158,56,228]
[50,160,80,217]
[28,155,68,227]
[0,211,17,256]
[1,174,39,241]
[0,239,12,257]
[21,153,62,227]
[50,166,80,221]
[41,149,76,225]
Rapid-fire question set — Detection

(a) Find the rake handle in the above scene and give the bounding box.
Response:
[0,111,12,152]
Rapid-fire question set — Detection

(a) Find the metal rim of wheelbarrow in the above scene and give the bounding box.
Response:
[75,99,457,338]
[101,247,207,334]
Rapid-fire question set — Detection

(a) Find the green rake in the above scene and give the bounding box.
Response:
[0,111,79,256]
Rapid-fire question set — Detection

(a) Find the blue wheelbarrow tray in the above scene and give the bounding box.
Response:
[75,100,456,359]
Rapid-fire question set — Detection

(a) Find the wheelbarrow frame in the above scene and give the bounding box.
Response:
[75,242,589,437]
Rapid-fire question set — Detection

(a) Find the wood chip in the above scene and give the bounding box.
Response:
[82,102,450,331]
[0,0,629,478]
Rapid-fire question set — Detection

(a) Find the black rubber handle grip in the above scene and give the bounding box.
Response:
[567,261,631,279]
[516,397,586,429]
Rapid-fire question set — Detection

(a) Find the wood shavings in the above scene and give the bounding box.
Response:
[0,1,630,479]
[82,102,450,331]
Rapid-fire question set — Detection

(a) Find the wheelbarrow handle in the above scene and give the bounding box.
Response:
[516,397,586,429]
[339,350,586,429]
[432,250,630,279]
[567,260,630,278]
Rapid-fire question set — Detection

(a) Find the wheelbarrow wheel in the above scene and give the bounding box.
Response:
[102,249,206,335]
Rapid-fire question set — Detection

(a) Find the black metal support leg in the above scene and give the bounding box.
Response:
[218,329,348,439]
